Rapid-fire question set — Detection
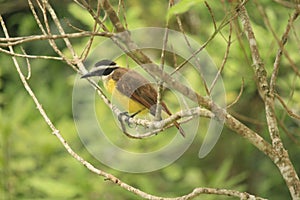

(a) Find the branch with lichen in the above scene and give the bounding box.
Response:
[237,3,300,199]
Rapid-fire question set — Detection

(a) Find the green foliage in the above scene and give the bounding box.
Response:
[167,0,204,20]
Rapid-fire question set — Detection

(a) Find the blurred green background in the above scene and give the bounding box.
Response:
[1,0,300,199]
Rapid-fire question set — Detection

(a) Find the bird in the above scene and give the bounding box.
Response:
[81,59,185,137]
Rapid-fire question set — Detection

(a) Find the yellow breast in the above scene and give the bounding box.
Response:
[104,78,147,115]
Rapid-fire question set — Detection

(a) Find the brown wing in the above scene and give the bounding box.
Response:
[112,68,185,137]
[112,68,171,116]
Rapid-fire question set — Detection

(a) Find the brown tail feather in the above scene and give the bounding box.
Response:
[174,121,185,137]
[159,102,185,137]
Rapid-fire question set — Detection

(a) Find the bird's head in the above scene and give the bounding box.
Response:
[81,59,119,78]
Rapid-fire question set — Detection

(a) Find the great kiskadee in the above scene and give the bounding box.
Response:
[81,59,185,137]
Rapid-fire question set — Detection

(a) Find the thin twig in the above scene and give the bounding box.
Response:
[0,14,58,137]
[117,0,128,30]
[229,110,265,126]
[291,22,300,52]
[155,0,173,121]
[280,74,299,121]
[80,21,100,61]
[0,32,111,47]
[29,0,78,72]
[20,47,32,80]
[173,7,210,95]
[77,0,109,32]
[209,22,233,93]
[204,1,227,43]
[275,93,300,120]
[44,0,82,70]
[171,1,248,76]
[0,47,63,60]
[170,15,232,77]
[270,9,300,93]
[273,0,300,8]
[231,19,252,68]
[255,0,300,78]
[227,78,244,109]
[277,116,300,145]
[205,1,217,30]
[237,5,269,100]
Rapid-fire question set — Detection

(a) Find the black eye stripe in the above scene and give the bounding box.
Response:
[102,67,118,75]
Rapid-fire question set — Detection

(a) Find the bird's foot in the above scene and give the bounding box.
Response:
[118,111,135,128]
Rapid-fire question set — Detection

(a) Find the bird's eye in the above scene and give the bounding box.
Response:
[102,68,115,75]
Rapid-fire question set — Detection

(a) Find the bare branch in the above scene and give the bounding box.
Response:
[273,0,300,8]
[255,0,300,78]
[0,47,63,60]
[237,5,269,100]
[117,107,214,139]
[210,22,233,93]
[155,0,173,121]
[171,16,232,77]
[172,3,210,95]
[237,4,300,198]
[270,9,300,93]
[277,117,300,146]
[182,187,267,200]
[43,0,82,71]
[275,93,300,120]
[117,0,128,30]
[0,31,112,47]
[20,47,32,80]
[101,0,126,32]
[28,0,78,72]
[227,78,244,109]
[229,110,266,126]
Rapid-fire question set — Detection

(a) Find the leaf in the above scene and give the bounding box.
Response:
[167,0,204,20]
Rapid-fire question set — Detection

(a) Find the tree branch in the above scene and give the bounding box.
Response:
[237,4,300,198]
[0,31,112,47]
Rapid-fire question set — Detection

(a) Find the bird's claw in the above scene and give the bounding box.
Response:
[118,111,135,128]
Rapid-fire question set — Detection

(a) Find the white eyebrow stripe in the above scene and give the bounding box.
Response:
[91,65,116,72]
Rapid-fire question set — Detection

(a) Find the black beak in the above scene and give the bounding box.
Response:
[81,71,97,79]
[81,69,106,79]
[81,66,118,79]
